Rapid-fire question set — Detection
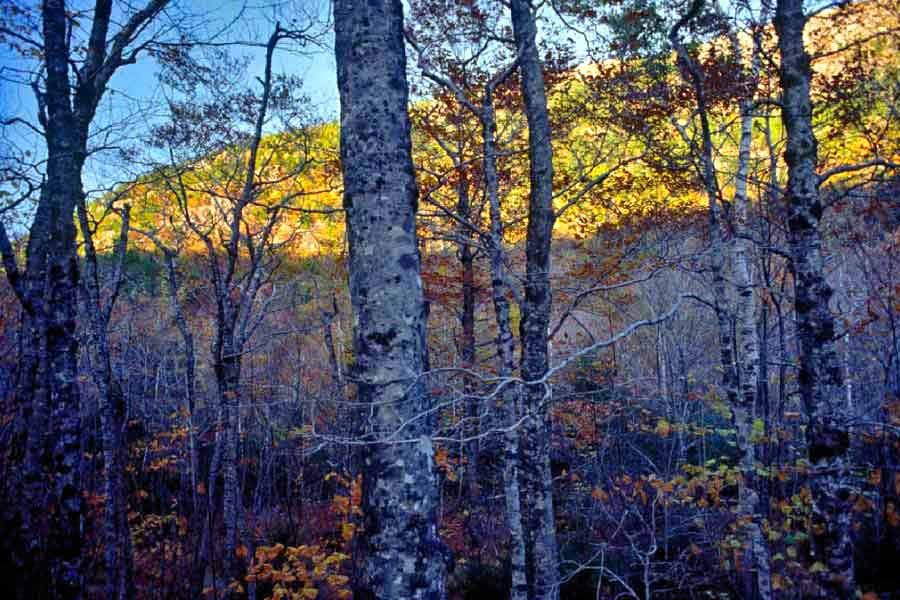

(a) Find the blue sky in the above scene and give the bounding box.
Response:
[0,0,339,216]
[0,0,596,223]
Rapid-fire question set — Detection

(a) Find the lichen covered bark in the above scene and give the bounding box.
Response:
[334,1,447,597]
[509,1,560,598]
[775,0,854,595]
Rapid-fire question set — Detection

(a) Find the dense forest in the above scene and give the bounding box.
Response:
[0,0,899,598]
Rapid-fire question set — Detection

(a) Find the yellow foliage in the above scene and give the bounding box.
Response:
[341,522,355,542]
[247,540,350,600]
[654,419,671,438]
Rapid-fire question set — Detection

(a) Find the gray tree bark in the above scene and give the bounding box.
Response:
[669,0,738,409]
[730,24,772,600]
[456,176,481,498]
[509,1,560,598]
[731,102,773,600]
[412,41,531,600]
[157,247,206,599]
[76,203,135,600]
[483,81,530,600]
[0,2,168,597]
[670,5,771,597]
[334,1,447,597]
[774,0,854,595]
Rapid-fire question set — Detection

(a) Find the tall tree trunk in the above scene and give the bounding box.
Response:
[732,89,772,600]
[216,343,243,592]
[671,5,769,597]
[197,406,225,598]
[412,39,530,600]
[158,249,207,598]
[669,0,739,409]
[483,88,529,600]
[23,3,88,595]
[14,308,52,598]
[774,1,854,596]
[334,1,447,597]
[76,203,135,600]
[0,3,168,597]
[323,296,344,387]
[509,1,560,598]
[456,177,480,498]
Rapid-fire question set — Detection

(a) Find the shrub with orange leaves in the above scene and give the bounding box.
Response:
[245,543,351,600]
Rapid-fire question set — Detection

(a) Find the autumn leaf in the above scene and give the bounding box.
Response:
[591,487,609,503]
[655,418,671,438]
[809,562,828,574]
[327,574,350,587]
[227,581,244,593]
[341,522,355,542]
[323,552,349,566]
[772,574,788,591]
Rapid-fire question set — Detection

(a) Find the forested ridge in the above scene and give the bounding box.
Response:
[0,0,899,598]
